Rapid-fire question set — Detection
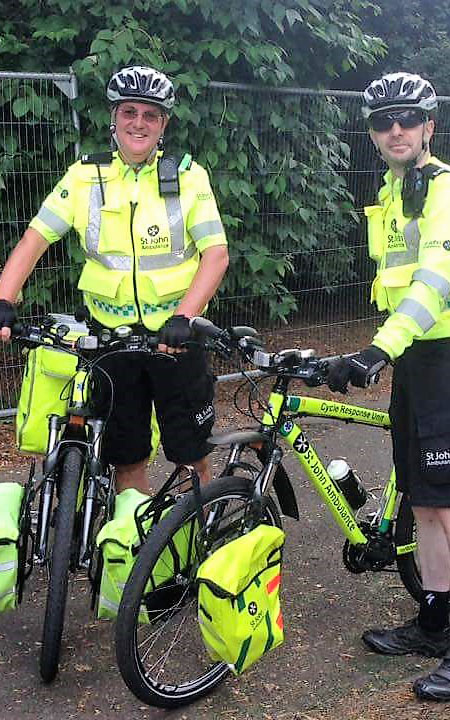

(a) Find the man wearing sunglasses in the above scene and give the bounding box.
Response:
[327,72,450,701]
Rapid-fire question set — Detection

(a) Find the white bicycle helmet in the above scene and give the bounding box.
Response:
[362,72,437,118]
[107,66,175,112]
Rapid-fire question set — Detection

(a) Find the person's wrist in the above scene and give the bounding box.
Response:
[368,345,390,363]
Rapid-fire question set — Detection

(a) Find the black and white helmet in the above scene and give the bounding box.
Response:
[107,66,175,112]
[362,72,438,119]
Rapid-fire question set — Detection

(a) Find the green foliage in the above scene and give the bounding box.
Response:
[338,0,450,96]
[0,0,383,323]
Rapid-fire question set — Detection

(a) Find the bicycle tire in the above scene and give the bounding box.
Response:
[40,448,85,682]
[115,475,281,709]
[395,494,422,602]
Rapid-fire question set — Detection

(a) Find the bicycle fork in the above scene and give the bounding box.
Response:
[78,419,105,568]
[35,478,55,564]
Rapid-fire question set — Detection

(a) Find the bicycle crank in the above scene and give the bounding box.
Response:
[343,523,396,573]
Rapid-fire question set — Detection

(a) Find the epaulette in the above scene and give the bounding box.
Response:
[80,152,114,166]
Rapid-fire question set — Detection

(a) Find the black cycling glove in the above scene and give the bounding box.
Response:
[327,346,390,394]
[0,299,17,331]
[159,314,191,348]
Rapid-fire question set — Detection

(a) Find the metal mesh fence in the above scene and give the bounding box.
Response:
[0,72,80,412]
[2,76,450,413]
[204,84,450,354]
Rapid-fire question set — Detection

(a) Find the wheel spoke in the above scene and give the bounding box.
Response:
[115,477,281,708]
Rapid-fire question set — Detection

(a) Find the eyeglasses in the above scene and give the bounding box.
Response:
[117,107,163,125]
[369,108,426,132]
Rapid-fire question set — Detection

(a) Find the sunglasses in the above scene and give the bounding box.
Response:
[369,108,426,132]
[117,106,164,125]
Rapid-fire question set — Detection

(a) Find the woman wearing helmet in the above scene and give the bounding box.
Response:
[328,71,450,701]
[0,65,229,497]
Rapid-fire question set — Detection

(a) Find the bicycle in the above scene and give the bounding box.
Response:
[10,314,182,683]
[115,317,420,709]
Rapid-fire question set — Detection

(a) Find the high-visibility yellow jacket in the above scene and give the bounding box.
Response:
[365,156,450,359]
[29,152,227,330]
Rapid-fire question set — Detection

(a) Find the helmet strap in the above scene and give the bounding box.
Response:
[407,124,430,170]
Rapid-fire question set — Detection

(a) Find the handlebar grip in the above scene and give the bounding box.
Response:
[11,322,25,338]
[189,316,223,339]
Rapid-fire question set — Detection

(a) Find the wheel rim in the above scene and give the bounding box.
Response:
[129,489,279,703]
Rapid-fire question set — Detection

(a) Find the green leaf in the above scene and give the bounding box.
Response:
[298,208,312,222]
[286,9,303,27]
[225,46,239,64]
[206,150,218,168]
[209,40,225,59]
[248,131,259,150]
[247,253,267,272]
[12,97,28,118]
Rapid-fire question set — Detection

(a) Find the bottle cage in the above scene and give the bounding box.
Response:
[402,164,450,218]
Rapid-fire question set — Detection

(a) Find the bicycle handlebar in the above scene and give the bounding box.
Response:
[11,319,160,354]
[11,315,345,388]
[189,316,330,385]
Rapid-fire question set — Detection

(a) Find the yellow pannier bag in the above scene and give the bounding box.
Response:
[96,488,196,621]
[0,482,25,613]
[197,524,285,675]
[16,345,78,454]
[15,314,160,459]
[15,313,88,454]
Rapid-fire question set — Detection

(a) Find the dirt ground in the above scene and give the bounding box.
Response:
[0,333,449,719]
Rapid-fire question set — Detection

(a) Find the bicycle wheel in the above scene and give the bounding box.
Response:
[395,494,422,602]
[40,448,85,682]
[115,475,281,709]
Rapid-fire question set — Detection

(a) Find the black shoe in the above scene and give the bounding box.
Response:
[362,618,450,658]
[414,657,450,701]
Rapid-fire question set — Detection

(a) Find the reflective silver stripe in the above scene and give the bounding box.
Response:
[99,596,119,612]
[138,243,197,270]
[86,252,132,271]
[164,195,184,253]
[0,560,16,572]
[189,220,224,243]
[413,269,450,298]
[85,184,132,270]
[36,207,71,237]
[385,219,420,268]
[85,184,195,272]
[396,298,435,331]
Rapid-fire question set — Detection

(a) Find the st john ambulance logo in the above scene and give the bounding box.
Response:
[293,432,309,454]
[148,225,159,236]
[248,601,258,616]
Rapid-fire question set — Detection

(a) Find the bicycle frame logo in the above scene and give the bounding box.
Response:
[292,432,310,454]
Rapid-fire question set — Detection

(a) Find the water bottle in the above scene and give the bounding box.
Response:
[326,459,367,510]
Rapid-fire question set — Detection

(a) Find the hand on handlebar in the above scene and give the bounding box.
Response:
[327,346,390,394]
[158,314,191,354]
[0,299,18,342]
